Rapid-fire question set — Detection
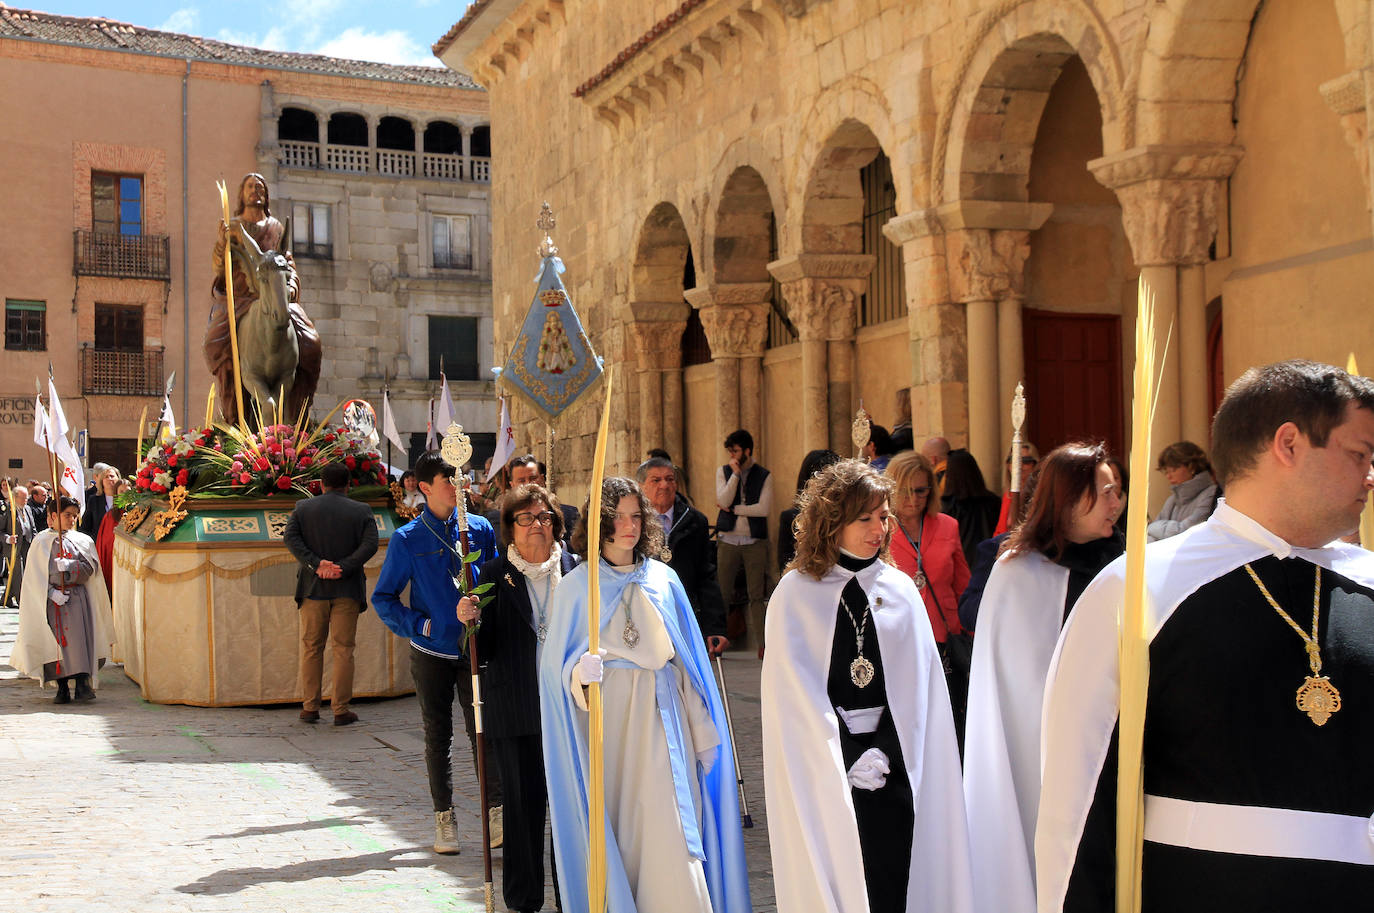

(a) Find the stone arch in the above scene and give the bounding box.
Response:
[789,76,902,253]
[703,138,786,284]
[934,0,1126,206]
[630,201,694,307]
[710,166,779,285]
[1136,0,1370,147]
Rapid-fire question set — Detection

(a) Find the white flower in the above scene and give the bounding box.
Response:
[174,439,195,456]
[154,471,173,489]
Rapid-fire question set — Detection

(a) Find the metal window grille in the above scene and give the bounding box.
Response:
[860,154,906,327]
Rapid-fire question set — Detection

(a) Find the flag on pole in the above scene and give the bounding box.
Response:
[486,397,516,483]
[33,398,49,448]
[159,393,177,444]
[381,389,407,455]
[54,433,85,504]
[426,398,437,451]
[47,376,68,447]
[436,372,456,440]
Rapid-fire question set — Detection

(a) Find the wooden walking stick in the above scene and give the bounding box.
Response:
[441,422,496,912]
[586,365,615,913]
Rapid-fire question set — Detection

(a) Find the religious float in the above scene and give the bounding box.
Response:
[108,175,422,706]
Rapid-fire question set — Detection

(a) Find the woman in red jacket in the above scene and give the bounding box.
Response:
[886,451,969,644]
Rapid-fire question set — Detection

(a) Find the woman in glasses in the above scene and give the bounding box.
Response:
[464,483,577,913]
[762,460,972,913]
[539,476,750,913]
[884,451,971,743]
[963,442,1124,913]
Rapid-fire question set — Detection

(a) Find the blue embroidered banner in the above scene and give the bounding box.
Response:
[499,255,603,423]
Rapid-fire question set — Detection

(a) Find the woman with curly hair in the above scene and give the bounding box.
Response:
[539,477,750,913]
[962,442,1124,913]
[761,460,973,913]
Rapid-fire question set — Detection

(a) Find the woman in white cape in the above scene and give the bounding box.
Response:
[962,442,1123,913]
[6,495,113,703]
[762,459,973,913]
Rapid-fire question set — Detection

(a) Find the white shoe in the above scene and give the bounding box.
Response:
[488,804,503,849]
[434,809,460,855]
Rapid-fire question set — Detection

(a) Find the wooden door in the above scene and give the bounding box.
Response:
[1022,309,1124,459]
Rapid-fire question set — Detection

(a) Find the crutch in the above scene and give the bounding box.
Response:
[713,653,754,828]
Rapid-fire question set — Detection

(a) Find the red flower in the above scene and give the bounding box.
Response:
[360,459,372,471]
[150,482,166,494]
[254,458,271,472]
[239,472,252,485]
[276,475,292,491]
[136,477,149,489]
[167,455,178,467]
[345,456,357,470]
[176,469,189,486]
[324,433,336,443]
[297,456,313,468]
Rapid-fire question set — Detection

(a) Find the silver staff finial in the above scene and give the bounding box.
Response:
[537,201,558,259]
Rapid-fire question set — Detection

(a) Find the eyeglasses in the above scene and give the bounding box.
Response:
[514,511,556,527]
[905,487,932,496]
[1006,457,1038,466]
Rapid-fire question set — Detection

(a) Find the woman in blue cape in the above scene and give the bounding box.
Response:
[539,476,751,913]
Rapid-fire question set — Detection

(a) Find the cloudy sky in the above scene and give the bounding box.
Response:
[25,0,475,66]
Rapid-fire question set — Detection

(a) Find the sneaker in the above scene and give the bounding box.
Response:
[488,805,503,849]
[434,809,460,855]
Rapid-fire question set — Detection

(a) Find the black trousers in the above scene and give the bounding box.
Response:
[491,733,555,911]
[410,646,503,812]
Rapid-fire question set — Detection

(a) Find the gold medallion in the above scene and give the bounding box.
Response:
[850,656,875,688]
[1297,675,1341,726]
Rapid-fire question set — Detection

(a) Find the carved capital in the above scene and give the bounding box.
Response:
[628,320,687,371]
[767,253,876,283]
[945,229,1031,303]
[698,303,769,357]
[779,278,859,341]
[1320,72,1370,205]
[1089,144,1243,265]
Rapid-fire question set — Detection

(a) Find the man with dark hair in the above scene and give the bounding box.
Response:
[507,454,578,541]
[715,429,773,654]
[284,461,379,726]
[1037,360,1374,913]
[638,456,729,654]
[373,450,502,855]
[863,423,895,471]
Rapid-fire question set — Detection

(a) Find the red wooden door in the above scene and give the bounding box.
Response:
[1022,309,1124,460]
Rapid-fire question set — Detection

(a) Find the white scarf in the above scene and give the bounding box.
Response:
[508,539,564,584]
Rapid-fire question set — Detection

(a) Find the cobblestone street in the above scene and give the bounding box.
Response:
[0,603,775,912]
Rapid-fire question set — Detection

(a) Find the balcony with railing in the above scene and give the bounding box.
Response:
[278,140,491,183]
[80,346,165,396]
[73,229,171,280]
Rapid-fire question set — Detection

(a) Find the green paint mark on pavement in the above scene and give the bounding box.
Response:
[230,761,284,790]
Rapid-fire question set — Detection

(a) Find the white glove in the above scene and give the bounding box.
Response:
[49,588,70,606]
[576,649,607,685]
[846,747,890,791]
[55,557,78,573]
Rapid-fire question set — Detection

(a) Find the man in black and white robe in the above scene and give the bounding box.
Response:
[1037,360,1374,912]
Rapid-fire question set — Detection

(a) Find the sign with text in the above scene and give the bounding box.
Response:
[0,396,36,427]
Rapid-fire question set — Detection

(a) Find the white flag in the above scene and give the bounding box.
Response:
[159,394,177,444]
[47,377,68,448]
[436,372,455,438]
[33,397,49,448]
[426,398,437,451]
[381,390,407,455]
[54,433,85,507]
[486,397,516,483]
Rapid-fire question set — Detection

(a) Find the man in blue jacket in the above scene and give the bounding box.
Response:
[373,450,501,856]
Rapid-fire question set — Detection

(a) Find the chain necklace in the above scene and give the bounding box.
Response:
[840,595,875,688]
[899,520,926,590]
[1243,563,1341,726]
[620,584,641,648]
[530,574,553,643]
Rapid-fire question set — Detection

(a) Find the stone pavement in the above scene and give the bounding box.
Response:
[0,600,775,913]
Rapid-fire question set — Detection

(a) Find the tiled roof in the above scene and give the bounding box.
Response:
[0,3,481,89]
[432,0,493,57]
[573,0,705,98]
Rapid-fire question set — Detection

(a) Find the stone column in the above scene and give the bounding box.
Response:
[628,303,689,459]
[691,287,769,454]
[770,254,874,453]
[1089,144,1243,504]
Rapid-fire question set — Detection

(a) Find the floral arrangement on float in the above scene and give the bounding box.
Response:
[122,411,389,507]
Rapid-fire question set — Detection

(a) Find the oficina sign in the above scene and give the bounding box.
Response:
[0,396,36,426]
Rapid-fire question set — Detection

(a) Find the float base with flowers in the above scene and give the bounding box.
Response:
[111,419,417,706]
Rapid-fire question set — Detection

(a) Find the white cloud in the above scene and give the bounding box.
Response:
[157,7,199,34]
[216,26,290,52]
[314,27,438,67]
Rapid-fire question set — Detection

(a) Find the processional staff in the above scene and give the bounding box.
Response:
[440,422,497,913]
[1008,382,1026,525]
[585,366,615,913]
[852,402,871,462]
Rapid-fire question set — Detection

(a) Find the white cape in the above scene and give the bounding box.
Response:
[7,528,114,687]
[761,559,974,913]
[964,550,1068,913]
[1035,500,1374,912]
